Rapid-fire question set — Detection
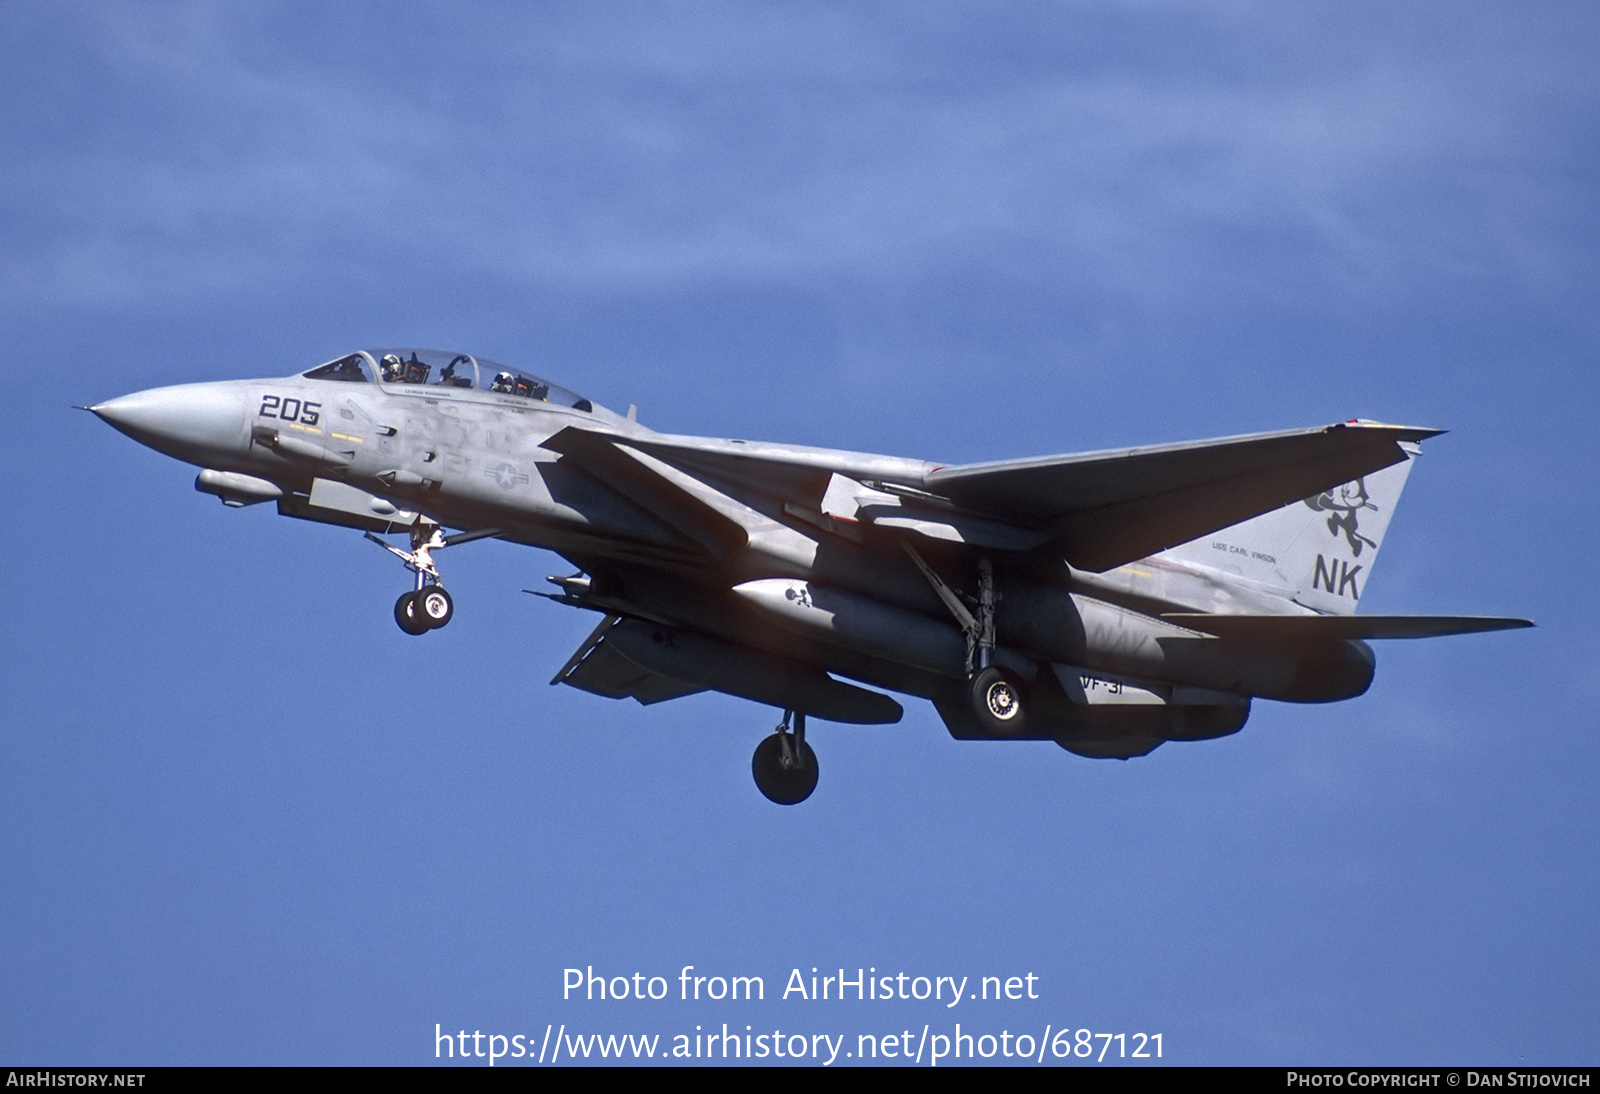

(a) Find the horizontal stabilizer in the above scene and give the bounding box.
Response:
[1160,613,1534,640]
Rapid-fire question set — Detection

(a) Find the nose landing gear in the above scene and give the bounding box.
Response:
[752,711,819,805]
[367,519,461,635]
[394,583,454,634]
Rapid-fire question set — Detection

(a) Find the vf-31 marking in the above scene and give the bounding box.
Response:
[88,347,1532,804]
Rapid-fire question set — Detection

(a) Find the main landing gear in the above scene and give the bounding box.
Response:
[969,665,1025,735]
[904,546,1028,737]
[367,519,455,636]
[752,710,819,805]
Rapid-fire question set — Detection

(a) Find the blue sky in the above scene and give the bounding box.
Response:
[3,2,1597,1065]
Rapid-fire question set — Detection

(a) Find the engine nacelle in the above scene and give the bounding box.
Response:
[933,661,1250,759]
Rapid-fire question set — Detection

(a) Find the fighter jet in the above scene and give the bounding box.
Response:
[89,348,1531,804]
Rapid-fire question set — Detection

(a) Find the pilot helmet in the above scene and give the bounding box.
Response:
[380,354,403,382]
[492,371,514,392]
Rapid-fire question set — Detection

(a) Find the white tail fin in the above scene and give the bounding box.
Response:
[1156,440,1421,615]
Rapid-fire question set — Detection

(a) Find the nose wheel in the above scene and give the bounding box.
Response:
[415,585,454,627]
[752,711,819,805]
[367,520,475,636]
[395,584,454,634]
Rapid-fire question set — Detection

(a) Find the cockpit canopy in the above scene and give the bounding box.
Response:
[301,348,598,413]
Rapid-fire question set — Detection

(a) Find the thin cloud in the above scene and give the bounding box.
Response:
[2,3,1594,312]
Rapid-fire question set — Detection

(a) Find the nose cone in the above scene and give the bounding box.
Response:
[91,382,248,465]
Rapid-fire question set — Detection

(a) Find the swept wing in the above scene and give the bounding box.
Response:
[925,421,1442,571]
[558,420,1443,574]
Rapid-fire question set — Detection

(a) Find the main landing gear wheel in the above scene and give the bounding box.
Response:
[970,666,1027,737]
[752,713,819,805]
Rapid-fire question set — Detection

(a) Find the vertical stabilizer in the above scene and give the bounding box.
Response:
[1156,440,1421,615]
